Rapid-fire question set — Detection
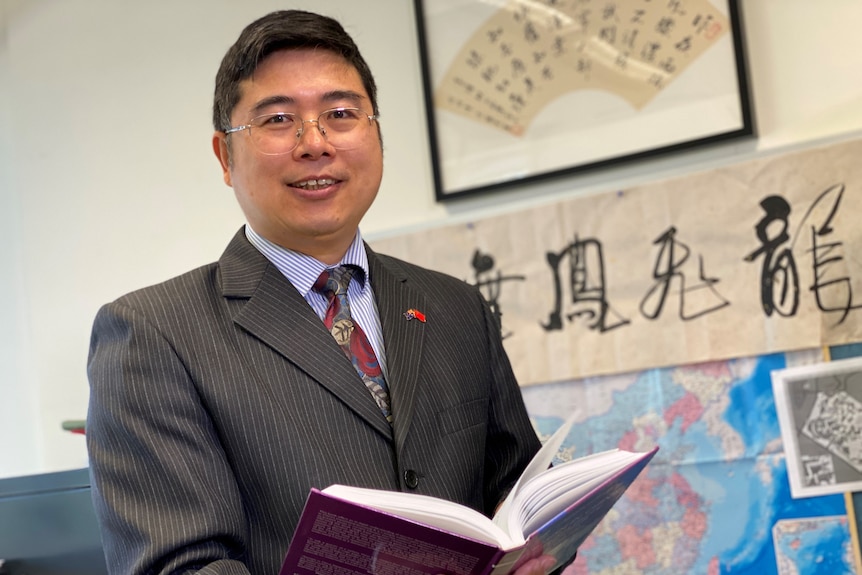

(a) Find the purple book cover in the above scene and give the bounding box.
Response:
[279,489,513,575]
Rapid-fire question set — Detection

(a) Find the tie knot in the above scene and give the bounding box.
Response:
[314,265,357,298]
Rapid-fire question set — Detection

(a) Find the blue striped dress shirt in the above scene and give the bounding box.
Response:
[244,226,389,380]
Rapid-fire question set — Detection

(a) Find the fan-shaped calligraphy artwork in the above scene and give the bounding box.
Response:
[415,0,753,199]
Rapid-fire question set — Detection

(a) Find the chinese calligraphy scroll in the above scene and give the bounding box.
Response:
[371,137,862,385]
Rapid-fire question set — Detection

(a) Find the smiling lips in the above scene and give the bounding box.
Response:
[292,178,337,190]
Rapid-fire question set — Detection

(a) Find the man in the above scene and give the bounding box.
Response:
[87,9,548,575]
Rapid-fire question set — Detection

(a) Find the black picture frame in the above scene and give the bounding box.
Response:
[414,0,754,202]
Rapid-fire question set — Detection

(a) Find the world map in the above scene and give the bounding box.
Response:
[520,352,857,574]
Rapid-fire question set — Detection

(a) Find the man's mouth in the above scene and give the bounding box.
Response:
[292,178,336,191]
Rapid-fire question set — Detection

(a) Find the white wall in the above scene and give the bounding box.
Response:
[1,0,861,479]
[1,2,40,476]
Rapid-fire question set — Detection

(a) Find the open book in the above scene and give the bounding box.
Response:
[279,416,658,575]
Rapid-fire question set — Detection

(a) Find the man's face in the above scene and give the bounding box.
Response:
[213,48,383,262]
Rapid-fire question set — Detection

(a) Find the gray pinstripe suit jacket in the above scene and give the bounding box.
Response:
[86,228,541,575]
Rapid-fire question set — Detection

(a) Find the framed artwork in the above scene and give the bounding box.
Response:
[413,0,755,201]
[771,357,862,499]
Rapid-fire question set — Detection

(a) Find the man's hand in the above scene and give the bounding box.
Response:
[511,554,556,575]
[435,554,556,575]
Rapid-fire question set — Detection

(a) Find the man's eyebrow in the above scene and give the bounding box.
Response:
[250,95,295,116]
[320,90,366,106]
[249,90,367,117]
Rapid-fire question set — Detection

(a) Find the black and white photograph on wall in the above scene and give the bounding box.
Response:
[772,356,862,498]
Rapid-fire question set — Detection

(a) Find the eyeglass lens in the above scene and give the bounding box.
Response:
[248,108,373,155]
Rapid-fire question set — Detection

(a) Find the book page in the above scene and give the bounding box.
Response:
[322,484,515,548]
[520,446,659,572]
[492,409,580,535]
[517,451,635,535]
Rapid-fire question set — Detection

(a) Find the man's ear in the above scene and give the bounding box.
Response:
[212,132,233,187]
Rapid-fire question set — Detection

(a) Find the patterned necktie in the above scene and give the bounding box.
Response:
[314,266,392,424]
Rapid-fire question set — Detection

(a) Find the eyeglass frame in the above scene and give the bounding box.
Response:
[222,107,379,155]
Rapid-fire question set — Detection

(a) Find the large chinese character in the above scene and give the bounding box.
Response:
[744,195,800,317]
[797,184,862,324]
[542,236,629,333]
[641,226,730,320]
[469,249,526,339]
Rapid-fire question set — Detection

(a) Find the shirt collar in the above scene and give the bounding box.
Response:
[244,226,369,297]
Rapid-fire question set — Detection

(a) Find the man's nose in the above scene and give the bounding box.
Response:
[293,119,331,155]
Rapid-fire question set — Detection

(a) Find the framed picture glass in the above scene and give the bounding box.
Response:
[413,0,754,201]
[771,357,862,499]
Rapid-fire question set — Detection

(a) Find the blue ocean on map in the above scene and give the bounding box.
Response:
[521,352,855,575]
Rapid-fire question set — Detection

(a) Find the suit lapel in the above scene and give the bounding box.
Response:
[367,247,427,453]
[219,230,393,440]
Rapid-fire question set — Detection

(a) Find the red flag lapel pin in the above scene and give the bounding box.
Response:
[403,308,426,322]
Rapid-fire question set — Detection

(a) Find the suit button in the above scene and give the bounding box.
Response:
[404,469,419,489]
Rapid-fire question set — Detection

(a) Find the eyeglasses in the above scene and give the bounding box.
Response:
[224,107,379,155]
